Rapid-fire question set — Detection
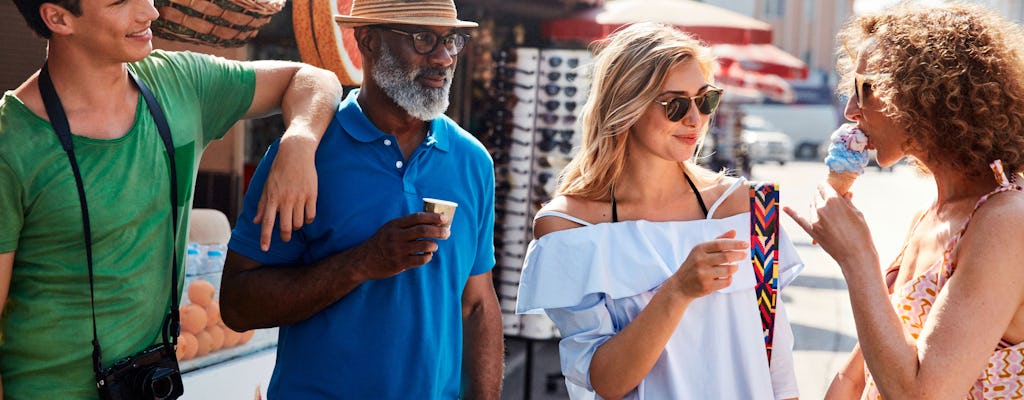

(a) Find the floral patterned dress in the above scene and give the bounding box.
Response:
[863,162,1024,399]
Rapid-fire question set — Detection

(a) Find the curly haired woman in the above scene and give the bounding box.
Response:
[515,23,804,399]
[786,3,1024,399]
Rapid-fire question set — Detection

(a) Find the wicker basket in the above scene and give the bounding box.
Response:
[152,0,286,48]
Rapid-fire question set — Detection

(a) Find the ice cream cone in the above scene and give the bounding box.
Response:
[827,171,859,195]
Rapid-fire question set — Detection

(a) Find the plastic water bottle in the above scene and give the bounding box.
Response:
[204,245,227,274]
[203,245,227,297]
[185,243,205,277]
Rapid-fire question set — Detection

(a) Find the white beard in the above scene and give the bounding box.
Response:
[372,41,453,121]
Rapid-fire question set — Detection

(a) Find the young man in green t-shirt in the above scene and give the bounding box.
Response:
[0,0,342,398]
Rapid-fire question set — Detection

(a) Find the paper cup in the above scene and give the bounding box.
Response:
[423,198,458,228]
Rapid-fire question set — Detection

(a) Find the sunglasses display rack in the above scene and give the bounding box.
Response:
[483,47,592,341]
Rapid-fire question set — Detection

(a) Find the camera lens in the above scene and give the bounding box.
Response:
[147,367,178,399]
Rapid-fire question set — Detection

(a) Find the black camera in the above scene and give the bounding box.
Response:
[97,343,184,400]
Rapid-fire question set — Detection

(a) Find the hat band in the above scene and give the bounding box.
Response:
[350,3,459,21]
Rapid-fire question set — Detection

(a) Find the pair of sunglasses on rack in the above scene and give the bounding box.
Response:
[653,86,724,122]
[372,26,470,56]
[548,56,579,68]
[547,72,578,82]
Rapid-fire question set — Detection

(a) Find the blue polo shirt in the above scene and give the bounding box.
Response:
[229,89,496,399]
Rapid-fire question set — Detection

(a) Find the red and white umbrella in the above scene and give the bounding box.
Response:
[713,43,808,80]
[715,61,796,104]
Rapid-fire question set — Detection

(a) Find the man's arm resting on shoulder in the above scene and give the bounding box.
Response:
[0,252,13,399]
[461,271,503,400]
[242,61,343,250]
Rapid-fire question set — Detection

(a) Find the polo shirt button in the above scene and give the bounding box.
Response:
[396,161,404,169]
[384,139,392,146]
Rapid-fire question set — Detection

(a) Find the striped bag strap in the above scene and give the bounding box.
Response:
[750,182,779,364]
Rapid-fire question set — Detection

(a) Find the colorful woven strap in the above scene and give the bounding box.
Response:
[750,182,779,364]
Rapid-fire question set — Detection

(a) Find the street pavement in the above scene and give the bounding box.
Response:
[501,160,936,400]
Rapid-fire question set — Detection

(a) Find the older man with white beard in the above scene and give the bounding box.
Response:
[219,0,503,399]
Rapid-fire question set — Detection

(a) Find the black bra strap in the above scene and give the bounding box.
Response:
[610,170,707,222]
[684,172,709,217]
[610,184,618,223]
[38,63,180,378]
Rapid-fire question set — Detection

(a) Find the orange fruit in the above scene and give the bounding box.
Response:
[205,300,222,330]
[188,280,216,308]
[206,326,225,352]
[195,330,214,358]
[180,304,208,334]
[176,332,198,361]
[220,323,242,348]
[239,330,255,345]
[293,0,363,86]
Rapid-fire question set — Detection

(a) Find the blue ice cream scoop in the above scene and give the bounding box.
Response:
[824,124,869,174]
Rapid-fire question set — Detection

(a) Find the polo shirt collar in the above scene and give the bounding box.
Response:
[337,89,450,152]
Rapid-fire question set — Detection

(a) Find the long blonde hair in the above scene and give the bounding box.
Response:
[558,22,718,200]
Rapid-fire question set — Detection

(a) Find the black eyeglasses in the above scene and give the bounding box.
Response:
[854,73,890,108]
[374,26,470,56]
[653,86,723,122]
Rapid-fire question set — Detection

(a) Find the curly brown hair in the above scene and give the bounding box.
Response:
[836,2,1024,176]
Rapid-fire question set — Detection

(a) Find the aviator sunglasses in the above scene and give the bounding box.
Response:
[854,73,890,108]
[653,86,723,122]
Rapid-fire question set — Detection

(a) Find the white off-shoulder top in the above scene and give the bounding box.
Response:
[516,179,804,400]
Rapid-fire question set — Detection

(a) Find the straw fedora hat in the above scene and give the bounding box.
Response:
[334,0,478,28]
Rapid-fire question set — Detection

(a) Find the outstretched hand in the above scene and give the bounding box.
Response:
[254,135,318,251]
[784,183,876,269]
[668,230,749,299]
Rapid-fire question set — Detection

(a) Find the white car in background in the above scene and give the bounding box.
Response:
[742,115,794,165]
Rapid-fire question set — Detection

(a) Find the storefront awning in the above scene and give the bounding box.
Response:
[541,0,773,45]
[712,44,808,80]
[715,61,796,104]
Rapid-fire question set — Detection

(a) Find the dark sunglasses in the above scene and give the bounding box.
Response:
[547,56,579,68]
[494,49,517,63]
[538,113,577,125]
[543,84,577,97]
[854,73,890,108]
[542,100,577,112]
[539,128,574,142]
[538,136,573,154]
[496,66,536,79]
[373,26,470,56]
[653,86,723,122]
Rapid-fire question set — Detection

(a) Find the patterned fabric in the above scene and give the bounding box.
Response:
[751,182,780,364]
[863,160,1024,399]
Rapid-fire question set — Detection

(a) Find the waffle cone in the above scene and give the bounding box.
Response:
[827,171,859,195]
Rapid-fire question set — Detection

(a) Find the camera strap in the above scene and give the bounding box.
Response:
[38,63,181,378]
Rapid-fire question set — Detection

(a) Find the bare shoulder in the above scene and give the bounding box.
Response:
[533,195,606,239]
[705,176,749,218]
[963,190,1024,242]
[954,191,1024,277]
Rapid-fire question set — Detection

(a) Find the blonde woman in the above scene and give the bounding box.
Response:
[788,3,1024,399]
[516,23,804,399]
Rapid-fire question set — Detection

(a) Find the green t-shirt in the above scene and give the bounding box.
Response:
[0,50,255,399]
